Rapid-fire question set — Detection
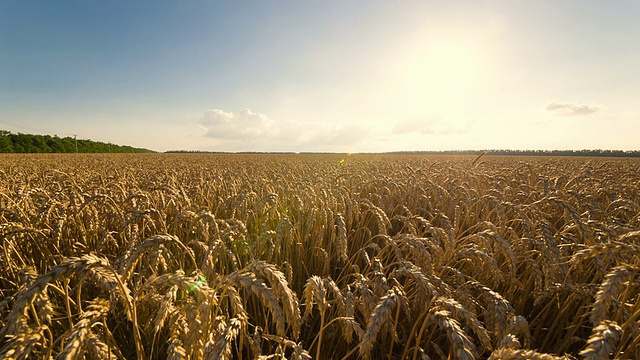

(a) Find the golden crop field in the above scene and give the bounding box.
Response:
[1,154,639,360]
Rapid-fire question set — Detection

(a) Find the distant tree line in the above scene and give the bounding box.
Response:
[385,150,640,157]
[0,130,154,153]
[166,150,300,154]
[167,149,640,157]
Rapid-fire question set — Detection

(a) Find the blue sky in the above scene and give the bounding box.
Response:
[1,1,639,152]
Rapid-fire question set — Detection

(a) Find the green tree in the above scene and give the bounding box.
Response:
[0,131,13,152]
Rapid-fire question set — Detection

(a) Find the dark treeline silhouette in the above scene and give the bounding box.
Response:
[167,149,640,157]
[167,150,302,154]
[0,130,154,153]
[384,149,640,157]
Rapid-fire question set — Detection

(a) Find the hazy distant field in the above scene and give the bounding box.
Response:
[1,154,639,359]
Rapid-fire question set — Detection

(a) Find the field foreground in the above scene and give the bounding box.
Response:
[1,154,639,359]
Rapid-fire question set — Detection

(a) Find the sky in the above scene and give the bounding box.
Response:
[1,1,639,152]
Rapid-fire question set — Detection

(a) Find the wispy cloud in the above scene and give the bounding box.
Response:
[545,101,601,116]
[392,119,437,135]
[200,109,275,139]
[392,117,471,135]
[197,108,369,151]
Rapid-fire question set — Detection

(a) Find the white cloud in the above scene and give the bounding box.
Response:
[392,119,436,135]
[545,101,601,116]
[302,123,371,147]
[200,109,275,139]
[392,117,471,136]
[197,108,370,151]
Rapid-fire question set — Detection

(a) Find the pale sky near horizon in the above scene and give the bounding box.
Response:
[1,1,639,152]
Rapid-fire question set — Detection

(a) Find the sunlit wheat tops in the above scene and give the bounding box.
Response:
[1,153,639,359]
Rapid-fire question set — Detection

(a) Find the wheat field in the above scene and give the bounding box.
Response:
[0,154,639,359]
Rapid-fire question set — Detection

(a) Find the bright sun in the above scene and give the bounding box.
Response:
[419,41,478,88]
[398,33,489,107]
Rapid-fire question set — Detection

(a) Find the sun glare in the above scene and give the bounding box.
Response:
[398,33,489,106]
